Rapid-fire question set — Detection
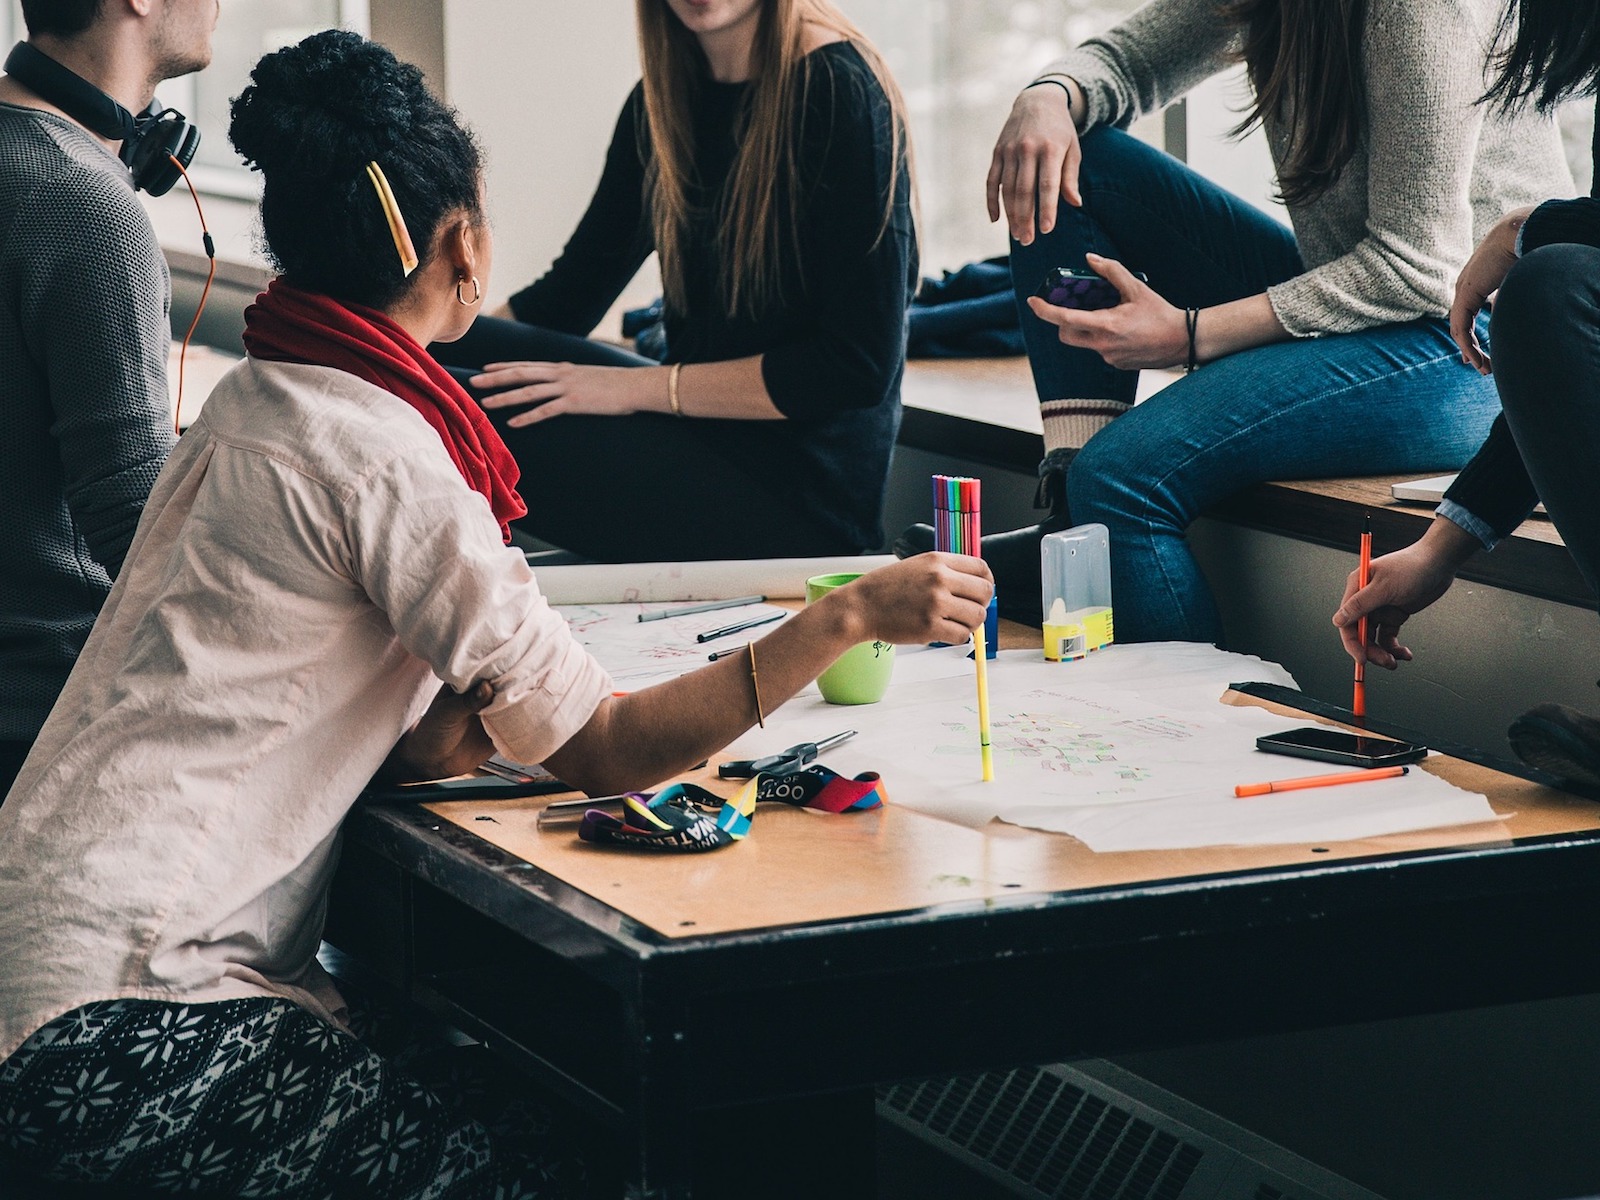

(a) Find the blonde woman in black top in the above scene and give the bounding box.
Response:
[436,0,916,562]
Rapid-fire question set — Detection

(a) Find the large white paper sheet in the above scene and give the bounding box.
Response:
[996,767,1496,851]
[553,602,980,696]
[722,644,1498,850]
[535,556,896,605]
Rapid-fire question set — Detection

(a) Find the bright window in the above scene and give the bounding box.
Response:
[849,0,1150,271]
[1,1,368,197]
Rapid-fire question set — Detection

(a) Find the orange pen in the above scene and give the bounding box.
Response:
[1353,514,1372,721]
[1235,765,1407,798]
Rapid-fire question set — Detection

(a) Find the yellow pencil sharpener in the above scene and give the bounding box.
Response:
[1041,523,1115,662]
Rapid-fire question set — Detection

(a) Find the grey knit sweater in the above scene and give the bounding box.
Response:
[1045,0,1574,336]
[0,103,173,742]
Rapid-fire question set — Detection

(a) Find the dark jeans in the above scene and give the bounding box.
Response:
[1010,127,1307,407]
[432,318,842,562]
[1010,128,1501,643]
[1490,244,1600,598]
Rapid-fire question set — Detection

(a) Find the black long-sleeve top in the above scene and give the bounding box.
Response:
[507,43,917,553]
[1441,96,1600,545]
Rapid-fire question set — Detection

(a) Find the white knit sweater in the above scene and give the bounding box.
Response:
[1043,0,1574,336]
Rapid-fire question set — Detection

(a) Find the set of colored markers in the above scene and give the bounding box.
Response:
[931,474,994,782]
[931,474,982,558]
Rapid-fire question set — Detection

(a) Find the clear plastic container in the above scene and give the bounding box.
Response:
[1041,523,1114,661]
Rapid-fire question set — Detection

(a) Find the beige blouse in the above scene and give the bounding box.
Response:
[0,358,612,1061]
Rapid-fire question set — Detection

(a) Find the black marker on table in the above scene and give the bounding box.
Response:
[696,611,785,644]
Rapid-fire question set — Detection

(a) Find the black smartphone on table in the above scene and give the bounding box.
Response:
[1036,267,1149,311]
[1256,726,1429,769]
[362,756,572,804]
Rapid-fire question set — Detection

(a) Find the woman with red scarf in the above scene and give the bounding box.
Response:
[0,31,991,1199]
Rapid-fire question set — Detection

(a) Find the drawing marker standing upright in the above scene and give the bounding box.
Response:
[974,624,994,781]
[1353,514,1372,722]
[931,472,994,780]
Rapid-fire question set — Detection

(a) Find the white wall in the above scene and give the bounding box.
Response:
[442,1,658,315]
[142,0,659,329]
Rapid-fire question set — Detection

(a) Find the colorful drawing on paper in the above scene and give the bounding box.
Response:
[926,691,1218,798]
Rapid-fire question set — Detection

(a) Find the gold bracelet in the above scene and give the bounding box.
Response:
[746,640,766,728]
[668,362,684,417]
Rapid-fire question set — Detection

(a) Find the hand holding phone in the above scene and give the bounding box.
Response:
[1036,266,1149,311]
[1256,726,1428,769]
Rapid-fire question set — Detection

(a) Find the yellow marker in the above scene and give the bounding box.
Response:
[973,626,994,782]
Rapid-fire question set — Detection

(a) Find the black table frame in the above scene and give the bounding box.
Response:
[326,684,1600,1198]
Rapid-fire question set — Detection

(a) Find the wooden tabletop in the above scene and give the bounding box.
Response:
[425,676,1600,939]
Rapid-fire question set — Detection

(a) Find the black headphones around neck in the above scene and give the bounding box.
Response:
[4,41,200,196]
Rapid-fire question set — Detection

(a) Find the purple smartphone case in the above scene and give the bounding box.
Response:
[1036,269,1146,311]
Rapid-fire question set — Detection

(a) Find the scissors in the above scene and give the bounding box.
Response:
[717,730,857,779]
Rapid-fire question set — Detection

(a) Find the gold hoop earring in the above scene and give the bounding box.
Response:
[455,276,482,306]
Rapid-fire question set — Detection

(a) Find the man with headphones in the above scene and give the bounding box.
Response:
[0,0,217,797]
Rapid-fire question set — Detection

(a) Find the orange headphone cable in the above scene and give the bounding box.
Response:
[168,154,216,436]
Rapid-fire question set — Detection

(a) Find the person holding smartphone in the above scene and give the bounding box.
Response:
[900,0,1572,642]
[1335,0,1600,789]
[430,0,917,563]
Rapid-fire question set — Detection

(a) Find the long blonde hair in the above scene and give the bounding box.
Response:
[634,0,913,318]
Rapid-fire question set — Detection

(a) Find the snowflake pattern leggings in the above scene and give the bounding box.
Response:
[0,998,576,1198]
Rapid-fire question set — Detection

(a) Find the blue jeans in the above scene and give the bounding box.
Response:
[1011,128,1501,644]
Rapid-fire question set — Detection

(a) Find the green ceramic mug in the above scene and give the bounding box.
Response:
[805,572,894,704]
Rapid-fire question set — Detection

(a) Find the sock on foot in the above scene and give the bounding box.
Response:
[1041,398,1130,454]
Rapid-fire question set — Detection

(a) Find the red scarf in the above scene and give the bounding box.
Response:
[243,280,527,542]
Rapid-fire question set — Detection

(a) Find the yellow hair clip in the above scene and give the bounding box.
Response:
[365,161,420,277]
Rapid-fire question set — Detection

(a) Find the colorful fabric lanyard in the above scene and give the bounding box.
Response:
[577,765,887,852]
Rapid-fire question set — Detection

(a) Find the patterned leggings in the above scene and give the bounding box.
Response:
[0,998,583,1198]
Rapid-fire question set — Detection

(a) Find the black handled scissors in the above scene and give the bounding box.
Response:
[717,730,857,779]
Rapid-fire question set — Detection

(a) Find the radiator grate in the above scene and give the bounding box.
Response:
[880,1066,1202,1200]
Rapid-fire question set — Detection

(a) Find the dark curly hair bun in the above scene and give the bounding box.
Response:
[230,30,483,309]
